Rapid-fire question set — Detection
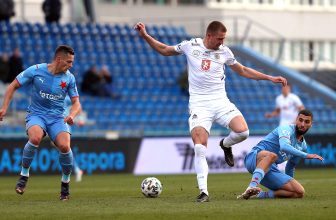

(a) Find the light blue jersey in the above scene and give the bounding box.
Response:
[16,63,79,117]
[244,125,308,190]
[254,125,308,165]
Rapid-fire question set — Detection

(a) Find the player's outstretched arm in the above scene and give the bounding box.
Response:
[134,22,179,56]
[305,154,324,161]
[230,62,287,86]
[0,80,20,121]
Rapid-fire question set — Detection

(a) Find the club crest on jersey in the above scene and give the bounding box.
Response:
[201,59,211,71]
[60,81,67,89]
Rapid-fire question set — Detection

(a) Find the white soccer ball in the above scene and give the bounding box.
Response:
[141,177,163,198]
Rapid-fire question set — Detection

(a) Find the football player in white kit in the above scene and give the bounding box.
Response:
[135,21,287,202]
[265,84,304,126]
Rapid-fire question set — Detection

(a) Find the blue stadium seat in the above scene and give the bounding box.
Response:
[1,21,335,137]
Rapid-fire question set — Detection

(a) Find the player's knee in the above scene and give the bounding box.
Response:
[267,152,278,162]
[296,188,305,198]
[191,127,208,146]
[58,144,71,153]
[29,137,42,146]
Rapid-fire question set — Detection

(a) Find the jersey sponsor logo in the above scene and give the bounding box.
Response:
[202,51,210,57]
[279,150,289,161]
[39,90,63,100]
[60,81,67,89]
[201,59,211,71]
[192,50,200,57]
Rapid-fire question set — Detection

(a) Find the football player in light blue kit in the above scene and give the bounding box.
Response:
[238,109,324,199]
[0,45,81,201]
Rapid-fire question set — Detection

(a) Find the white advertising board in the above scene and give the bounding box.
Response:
[134,136,286,175]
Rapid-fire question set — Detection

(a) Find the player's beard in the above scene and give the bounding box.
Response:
[295,125,308,135]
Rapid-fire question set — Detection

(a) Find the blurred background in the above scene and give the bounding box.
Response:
[0,0,335,176]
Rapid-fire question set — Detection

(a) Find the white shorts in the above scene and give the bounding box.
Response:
[188,98,243,134]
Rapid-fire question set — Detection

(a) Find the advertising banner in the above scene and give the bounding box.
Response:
[0,138,141,175]
[134,136,289,175]
[300,135,336,168]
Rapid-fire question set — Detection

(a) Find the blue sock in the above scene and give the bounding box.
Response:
[21,141,38,177]
[257,190,275,199]
[249,168,265,188]
[59,150,73,183]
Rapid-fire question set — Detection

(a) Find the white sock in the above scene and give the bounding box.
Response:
[222,130,249,148]
[194,144,209,195]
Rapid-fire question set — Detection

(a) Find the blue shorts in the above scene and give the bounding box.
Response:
[244,148,292,190]
[25,114,71,142]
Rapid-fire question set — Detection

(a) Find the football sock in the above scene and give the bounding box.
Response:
[73,160,81,174]
[249,168,265,188]
[194,144,209,195]
[257,190,275,199]
[21,141,38,177]
[59,150,73,183]
[222,130,249,148]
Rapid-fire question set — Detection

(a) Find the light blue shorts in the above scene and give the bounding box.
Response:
[244,148,293,190]
[25,114,71,142]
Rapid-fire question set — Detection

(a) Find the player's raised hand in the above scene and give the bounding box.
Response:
[0,108,6,121]
[64,115,74,125]
[306,154,324,161]
[270,76,287,86]
[134,22,147,37]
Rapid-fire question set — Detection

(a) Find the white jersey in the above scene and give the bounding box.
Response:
[174,38,237,103]
[276,93,303,125]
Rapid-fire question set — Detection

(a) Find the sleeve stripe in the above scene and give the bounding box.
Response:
[15,78,21,86]
[279,136,290,140]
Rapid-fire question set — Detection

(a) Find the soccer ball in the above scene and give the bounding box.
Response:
[141,177,163,198]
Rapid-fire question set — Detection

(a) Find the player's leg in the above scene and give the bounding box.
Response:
[73,159,83,182]
[16,116,46,195]
[189,108,212,202]
[273,179,305,198]
[49,120,73,201]
[238,150,277,199]
[216,103,249,167]
[255,163,299,199]
[54,132,73,201]
[191,126,210,202]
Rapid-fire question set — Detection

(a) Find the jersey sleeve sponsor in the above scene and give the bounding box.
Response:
[67,74,79,98]
[278,125,292,141]
[174,39,192,54]
[16,65,36,86]
[223,47,237,66]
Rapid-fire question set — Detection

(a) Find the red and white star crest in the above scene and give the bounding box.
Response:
[60,81,67,89]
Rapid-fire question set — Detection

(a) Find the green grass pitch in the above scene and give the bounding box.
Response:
[0,168,335,220]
